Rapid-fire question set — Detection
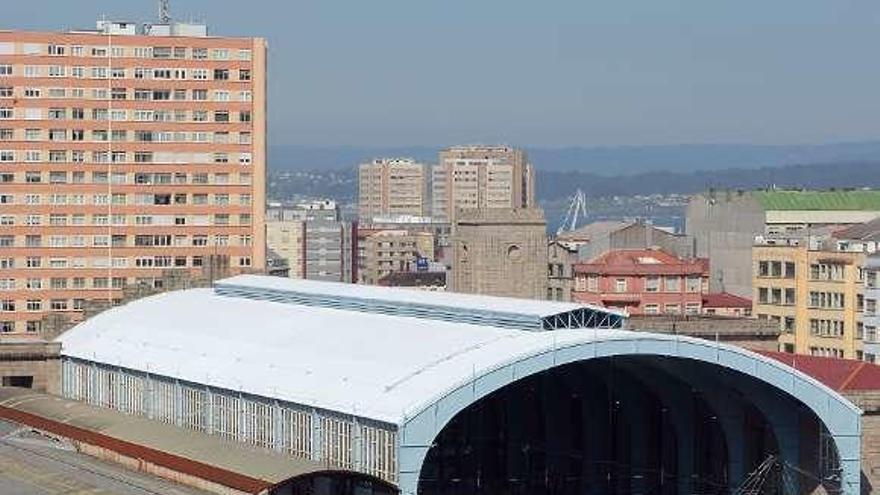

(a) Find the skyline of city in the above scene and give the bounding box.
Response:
[6,0,880,147]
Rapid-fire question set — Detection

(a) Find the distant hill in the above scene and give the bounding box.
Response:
[267,161,880,204]
[269,142,880,175]
[535,162,880,199]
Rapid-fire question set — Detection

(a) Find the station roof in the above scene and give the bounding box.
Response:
[59,278,627,425]
[215,275,624,330]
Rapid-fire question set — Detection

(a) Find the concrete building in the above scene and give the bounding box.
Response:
[45,275,862,494]
[0,334,59,392]
[451,208,547,299]
[265,201,355,282]
[0,20,267,334]
[432,145,535,222]
[558,220,694,260]
[547,240,579,302]
[358,158,428,220]
[687,189,880,298]
[752,241,865,359]
[265,221,305,278]
[572,248,709,316]
[357,229,434,285]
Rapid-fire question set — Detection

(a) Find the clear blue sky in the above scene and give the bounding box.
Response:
[6,1,880,147]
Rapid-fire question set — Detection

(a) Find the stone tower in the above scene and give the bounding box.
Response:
[451,208,547,300]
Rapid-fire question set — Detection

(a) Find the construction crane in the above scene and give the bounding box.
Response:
[556,189,588,236]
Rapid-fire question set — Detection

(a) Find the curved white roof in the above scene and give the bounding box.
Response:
[58,287,633,424]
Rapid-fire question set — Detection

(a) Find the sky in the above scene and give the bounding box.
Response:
[5,1,880,147]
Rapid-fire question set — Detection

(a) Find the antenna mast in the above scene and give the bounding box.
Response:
[159,0,172,24]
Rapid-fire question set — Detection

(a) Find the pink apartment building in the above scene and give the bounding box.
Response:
[0,20,266,333]
[573,249,709,315]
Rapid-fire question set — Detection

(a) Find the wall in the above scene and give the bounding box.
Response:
[0,338,61,393]
[687,192,766,297]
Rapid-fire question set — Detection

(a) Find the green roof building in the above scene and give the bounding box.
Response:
[686,190,880,298]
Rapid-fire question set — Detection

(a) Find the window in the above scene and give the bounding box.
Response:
[0,65,12,76]
[0,129,11,140]
[192,89,208,101]
[213,69,229,80]
[0,87,13,98]
[192,48,208,60]
[239,69,252,81]
[645,276,659,292]
[664,276,680,292]
[239,111,252,123]
[615,278,627,293]
[214,110,229,122]
[0,108,12,119]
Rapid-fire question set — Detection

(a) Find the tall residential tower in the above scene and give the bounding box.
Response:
[432,145,535,222]
[0,20,267,333]
[358,158,428,220]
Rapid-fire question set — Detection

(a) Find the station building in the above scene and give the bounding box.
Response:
[45,275,862,494]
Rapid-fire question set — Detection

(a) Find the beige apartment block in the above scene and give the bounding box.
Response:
[451,208,547,300]
[266,221,305,278]
[357,229,434,285]
[358,158,428,220]
[753,244,865,359]
[0,21,266,333]
[432,145,535,222]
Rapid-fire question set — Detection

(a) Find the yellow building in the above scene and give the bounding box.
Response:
[753,244,865,359]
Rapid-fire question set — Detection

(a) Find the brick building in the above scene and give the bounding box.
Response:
[0,19,267,333]
[572,248,709,315]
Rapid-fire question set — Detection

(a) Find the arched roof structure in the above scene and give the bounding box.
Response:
[56,276,862,494]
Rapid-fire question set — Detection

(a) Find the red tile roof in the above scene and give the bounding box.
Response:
[757,350,880,392]
[702,292,752,309]
[575,249,709,276]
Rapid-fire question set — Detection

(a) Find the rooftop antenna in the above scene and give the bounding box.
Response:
[158,0,172,24]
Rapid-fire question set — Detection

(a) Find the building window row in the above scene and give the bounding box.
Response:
[809,346,844,359]
[4,170,251,186]
[0,86,252,101]
[0,107,251,123]
[808,291,846,310]
[0,192,252,207]
[0,150,252,165]
[0,232,253,250]
[0,44,251,61]
[0,129,252,145]
[757,260,796,279]
[810,263,847,281]
[756,287,796,306]
[809,318,845,338]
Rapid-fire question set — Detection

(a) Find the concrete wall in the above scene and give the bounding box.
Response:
[0,339,60,393]
[686,192,766,297]
[627,315,780,351]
